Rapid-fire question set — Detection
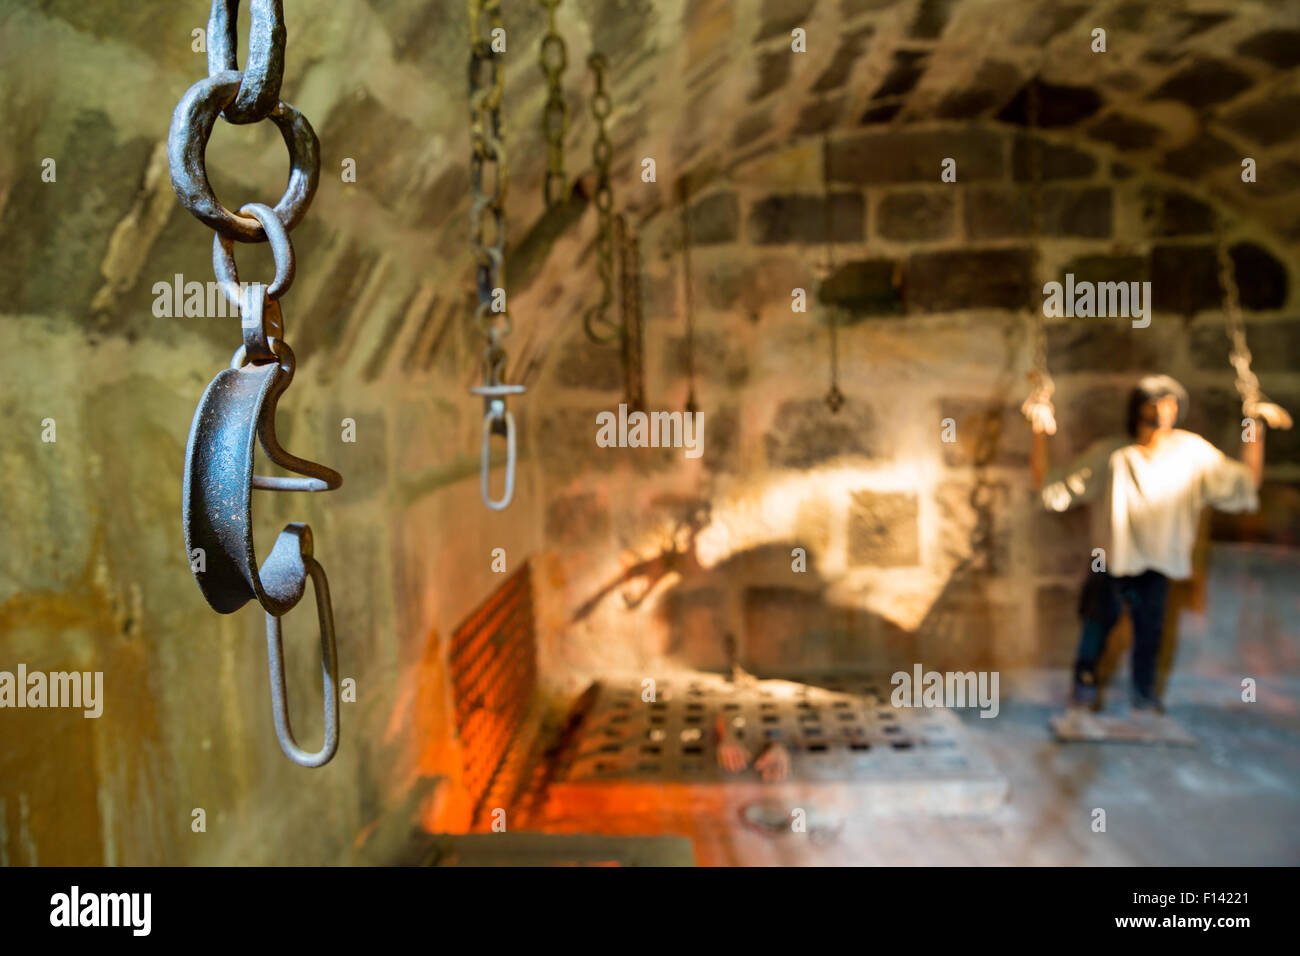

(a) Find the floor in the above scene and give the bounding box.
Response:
[518,672,1300,866]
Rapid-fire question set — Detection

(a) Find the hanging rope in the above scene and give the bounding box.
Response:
[1019,76,1057,436]
[538,0,568,208]
[469,0,525,510]
[1214,213,1293,430]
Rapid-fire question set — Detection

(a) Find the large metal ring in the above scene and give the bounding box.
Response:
[168,71,319,242]
[207,0,286,125]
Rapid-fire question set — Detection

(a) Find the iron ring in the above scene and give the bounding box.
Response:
[168,71,319,242]
[207,0,286,125]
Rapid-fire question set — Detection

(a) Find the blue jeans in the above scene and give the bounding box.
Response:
[1073,568,1169,703]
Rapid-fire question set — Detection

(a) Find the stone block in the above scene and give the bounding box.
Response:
[764,398,879,468]
[907,249,1034,312]
[848,491,920,566]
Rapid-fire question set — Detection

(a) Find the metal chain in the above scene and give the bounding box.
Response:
[820,125,844,414]
[469,0,510,376]
[539,0,568,208]
[169,0,340,768]
[583,52,620,345]
[468,0,525,510]
[679,178,699,415]
[1019,75,1057,434]
[616,214,646,412]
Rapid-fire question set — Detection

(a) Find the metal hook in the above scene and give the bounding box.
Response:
[264,543,339,768]
[470,383,525,511]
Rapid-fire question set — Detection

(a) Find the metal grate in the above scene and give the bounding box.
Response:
[449,562,537,820]
[558,672,998,784]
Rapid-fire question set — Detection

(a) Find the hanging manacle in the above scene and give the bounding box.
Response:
[816,126,845,414]
[1019,76,1058,436]
[538,0,569,208]
[677,178,700,416]
[468,0,525,511]
[169,0,342,767]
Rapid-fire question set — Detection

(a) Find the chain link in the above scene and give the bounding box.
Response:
[678,178,699,415]
[469,0,510,376]
[539,0,569,208]
[616,214,646,411]
[583,52,619,345]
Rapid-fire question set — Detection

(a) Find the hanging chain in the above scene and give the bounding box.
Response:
[1213,212,1289,426]
[1019,75,1057,435]
[679,178,699,415]
[616,214,646,411]
[469,0,510,376]
[468,0,525,510]
[169,0,340,767]
[539,0,568,208]
[583,52,620,345]
[820,125,844,414]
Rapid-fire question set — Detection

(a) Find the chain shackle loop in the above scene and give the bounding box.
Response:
[207,0,286,125]
[583,52,619,345]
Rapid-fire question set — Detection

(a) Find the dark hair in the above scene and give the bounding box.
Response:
[1126,374,1188,436]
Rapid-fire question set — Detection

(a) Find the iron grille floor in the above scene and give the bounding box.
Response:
[548,672,1008,817]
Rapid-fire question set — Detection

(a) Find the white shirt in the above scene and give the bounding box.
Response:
[1041,429,1258,580]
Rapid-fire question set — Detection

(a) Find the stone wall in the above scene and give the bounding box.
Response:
[531,120,1300,690]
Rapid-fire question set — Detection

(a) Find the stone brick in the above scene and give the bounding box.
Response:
[1151,245,1221,316]
[545,493,611,545]
[1147,58,1254,109]
[1160,133,1238,179]
[687,192,740,245]
[828,129,1005,184]
[1055,385,1126,462]
[938,60,1022,120]
[537,407,616,480]
[1139,187,1214,237]
[1043,187,1112,238]
[1190,320,1300,375]
[1044,324,1174,374]
[910,0,957,38]
[1010,138,1097,181]
[939,399,1031,468]
[997,80,1102,128]
[859,102,903,124]
[813,26,873,92]
[935,481,1014,575]
[871,50,929,100]
[755,0,816,41]
[1229,243,1289,311]
[749,50,792,101]
[1031,504,1093,577]
[1236,29,1300,69]
[876,190,955,241]
[816,259,905,318]
[1087,113,1163,150]
[764,398,879,468]
[748,193,866,245]
[965,187,1111,238]
[1058,254,1148,287]
[1222,95,1300,147]
[848,491,920,566]
[907,249,1034,312]
[1012,3,1088,45]
[732,110,773,149]
[794,94,846,135]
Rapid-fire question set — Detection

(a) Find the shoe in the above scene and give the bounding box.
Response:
[1130,693,1165,714]
[1070,682,1101,711]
